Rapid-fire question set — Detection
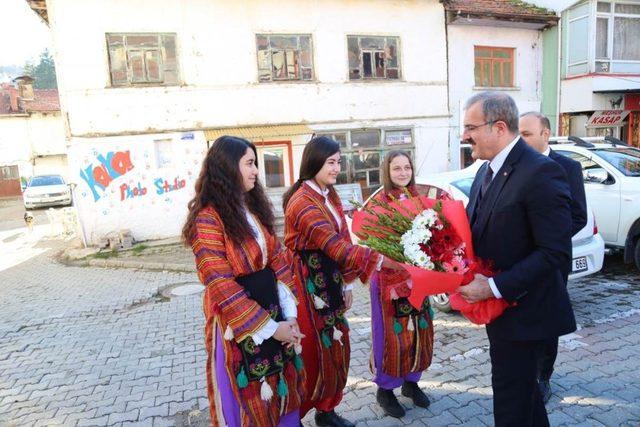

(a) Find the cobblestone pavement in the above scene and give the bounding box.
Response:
[1,228,639,426]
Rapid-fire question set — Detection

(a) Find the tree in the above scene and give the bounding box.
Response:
[23,49,57,89]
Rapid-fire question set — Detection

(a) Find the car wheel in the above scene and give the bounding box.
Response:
[634,237,640,271]
[430,293,452,313]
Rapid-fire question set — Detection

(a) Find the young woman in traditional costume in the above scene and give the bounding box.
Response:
[369,151,435,418]
[282,136,400,427]
[183,136,305,426]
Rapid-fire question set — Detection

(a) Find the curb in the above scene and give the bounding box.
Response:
[64,257,196,273]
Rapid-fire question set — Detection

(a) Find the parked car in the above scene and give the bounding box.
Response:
[349,160,605,312]
[23,175,73,209]
[549,136,640,271]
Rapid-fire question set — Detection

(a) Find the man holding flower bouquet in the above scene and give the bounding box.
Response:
[459,92,576,427]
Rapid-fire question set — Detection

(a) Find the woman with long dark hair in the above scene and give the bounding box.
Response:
[183,136,305,426]
[368,151,435,419]
[282,136,400,427]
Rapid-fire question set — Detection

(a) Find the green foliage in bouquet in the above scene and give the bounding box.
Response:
[351,189,444,264]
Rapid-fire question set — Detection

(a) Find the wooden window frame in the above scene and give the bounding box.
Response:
[347,35,402,81]
[474,46,515,88]
[256,34,314,83]
[106,33,179,87]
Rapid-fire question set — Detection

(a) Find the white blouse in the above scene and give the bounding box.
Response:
[244,209,297,344]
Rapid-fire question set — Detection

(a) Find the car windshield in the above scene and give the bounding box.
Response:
[592,148,640,177]
[28,176,65,187]
[452,177,473,196]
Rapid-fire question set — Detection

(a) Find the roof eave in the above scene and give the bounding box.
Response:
[446,10,558,29]
[25,0,48,25]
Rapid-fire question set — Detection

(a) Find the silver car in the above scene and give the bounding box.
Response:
[23,175,73,209]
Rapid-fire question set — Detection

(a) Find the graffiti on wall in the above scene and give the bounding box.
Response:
[155,177,186,195]
[79,150,134,201]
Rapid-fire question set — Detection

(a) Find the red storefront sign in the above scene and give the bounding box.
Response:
[587,110,630,127]
[625,94,640,111]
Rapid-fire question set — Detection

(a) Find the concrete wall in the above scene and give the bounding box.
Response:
[0,112,68,180]
[68,131,207,244]
[447,24,544,167]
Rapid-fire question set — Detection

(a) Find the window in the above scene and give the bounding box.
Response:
[106,33,179,86]
[154,139,173,168]
[555,151,605,180]
[567,2,590,75]
[347,36,401,80]
[596,1,640,73]
[316,128,414,197]
[460,143,474,168]
[256,34,314,82]
[415,184,452,200]
[474,46,515,87]
[0,165,19,181]
[592,148,640,176]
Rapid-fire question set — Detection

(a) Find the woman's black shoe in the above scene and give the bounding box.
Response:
[376,388,406,418]
[314,410,355,427]
[401,381,430,408]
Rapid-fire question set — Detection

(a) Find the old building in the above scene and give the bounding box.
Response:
[28,0,451,244]
[442,0,559,167]
[0,76,67,197]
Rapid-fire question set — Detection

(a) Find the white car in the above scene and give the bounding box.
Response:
[351,160,605,312]
[549,136,640,271]
[23,175,73,209]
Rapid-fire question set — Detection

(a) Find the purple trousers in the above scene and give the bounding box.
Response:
[370,273,421,390]
[215,329,299,426]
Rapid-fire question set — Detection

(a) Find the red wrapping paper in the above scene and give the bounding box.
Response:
[352,195,511,324]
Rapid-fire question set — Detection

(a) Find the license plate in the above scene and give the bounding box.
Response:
[572,256,588,273]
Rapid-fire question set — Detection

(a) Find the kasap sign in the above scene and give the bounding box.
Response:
[587,110,630,127]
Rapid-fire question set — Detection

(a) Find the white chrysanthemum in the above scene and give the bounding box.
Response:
[400,209,439,270]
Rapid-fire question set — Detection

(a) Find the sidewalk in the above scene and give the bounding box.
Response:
[62,237,197,272]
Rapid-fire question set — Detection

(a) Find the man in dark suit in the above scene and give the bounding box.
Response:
[519,111,588,403]
[459,92,577,427]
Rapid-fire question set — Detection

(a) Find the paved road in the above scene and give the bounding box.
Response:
[0,226,639,426]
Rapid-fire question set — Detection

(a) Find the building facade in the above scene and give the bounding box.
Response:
[0,77,67,197]
[557,0,640,146]
[442,0,558,167]
[30,0,452,244]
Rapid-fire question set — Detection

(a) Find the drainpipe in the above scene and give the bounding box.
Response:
[556,13,563,136]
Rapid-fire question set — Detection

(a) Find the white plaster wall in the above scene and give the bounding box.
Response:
[68,131,207,244]
[447,25,544,166]
[0,116,31,169]
[0,113,68,179]
[46,0,449,136]
[561,76,639,113]
[28,112,67,156]
[33,155,70,181]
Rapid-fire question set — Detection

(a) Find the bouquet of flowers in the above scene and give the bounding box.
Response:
[352,192,511,325]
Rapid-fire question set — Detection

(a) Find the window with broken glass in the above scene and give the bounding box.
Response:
[347,36,401,80]
[106,33,179,86]
[317,128,413,198]
[256,34,314,82]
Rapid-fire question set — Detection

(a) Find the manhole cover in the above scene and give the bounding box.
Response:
[170,284,204,296]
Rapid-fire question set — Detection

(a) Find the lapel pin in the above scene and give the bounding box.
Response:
[503,172,508,176]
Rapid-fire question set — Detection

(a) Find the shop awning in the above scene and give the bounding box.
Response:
[204,124,314,141]
[587,110,630,127]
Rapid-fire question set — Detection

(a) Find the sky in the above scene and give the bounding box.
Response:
[0,0,51,67]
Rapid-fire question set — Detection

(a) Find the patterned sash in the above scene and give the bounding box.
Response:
[299,250,351,401]
[235,268,295,382]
